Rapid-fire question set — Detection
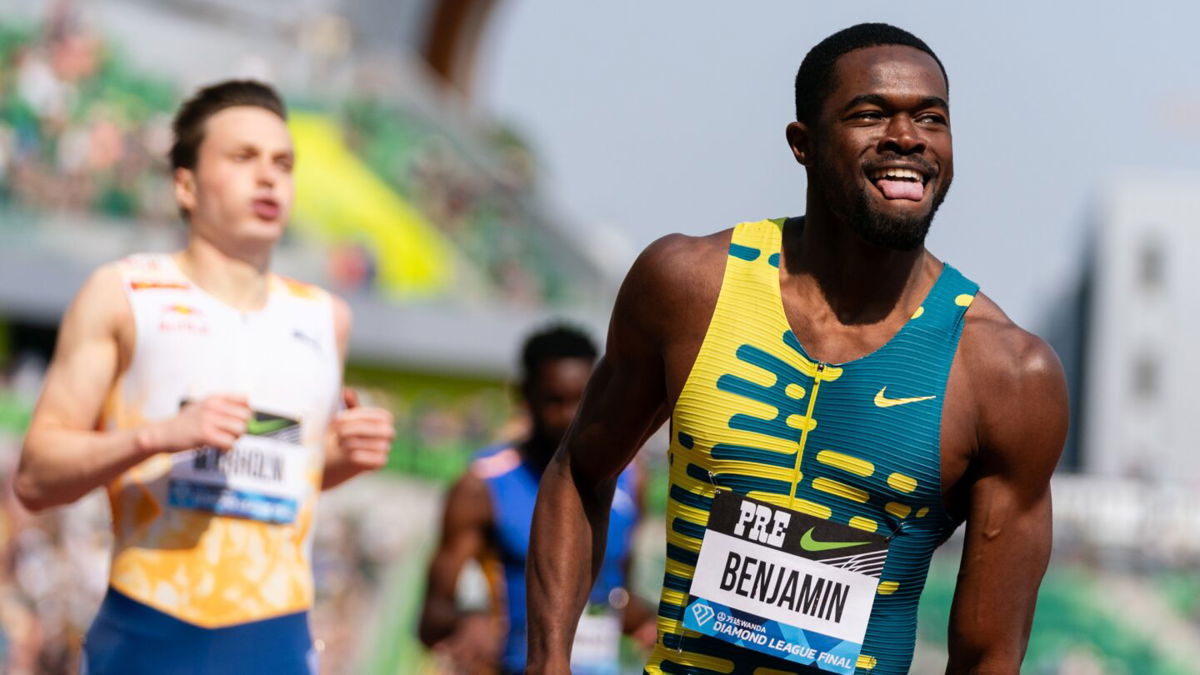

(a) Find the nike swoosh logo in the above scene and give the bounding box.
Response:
[247,417,294,436]
[874,386,936,408]
[799,527,870,552]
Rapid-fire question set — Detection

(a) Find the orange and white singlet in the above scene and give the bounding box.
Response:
[101,253,341,628]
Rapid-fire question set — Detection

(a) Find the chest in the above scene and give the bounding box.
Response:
[667,322,977,510]
[119,289,339,433]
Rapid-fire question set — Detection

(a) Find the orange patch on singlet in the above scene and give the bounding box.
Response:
[129,280,191,291]
[276,276,321,299]
[102,380,322,626]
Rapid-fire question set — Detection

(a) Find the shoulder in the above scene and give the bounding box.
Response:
[612,229,733,343]
[959,293,1064,396]
[468,444,522,481]
[275,275,330,302]
[625,230,732,290]
[443,462,496,528]
[68,261,134,329]
[958,293,1068,467]
[274,275,347,354]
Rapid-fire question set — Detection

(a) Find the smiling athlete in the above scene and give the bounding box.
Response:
[525,24,1068,674]
[15,80,395,674]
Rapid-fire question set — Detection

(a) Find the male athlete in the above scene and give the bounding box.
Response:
[525,24,1068,675]
[419,325,656,674]
[14,80,395,674]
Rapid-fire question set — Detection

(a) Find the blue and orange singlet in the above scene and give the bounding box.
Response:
[645,219,978,674]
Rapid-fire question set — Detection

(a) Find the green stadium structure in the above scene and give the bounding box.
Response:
[0,8,617,494]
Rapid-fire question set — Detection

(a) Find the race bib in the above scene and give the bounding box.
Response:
[168,411,309,524]
[683,491,888,674]
[570,603,621,674]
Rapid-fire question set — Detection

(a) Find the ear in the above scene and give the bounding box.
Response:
[785,121,812,166]
[174,167,197,216]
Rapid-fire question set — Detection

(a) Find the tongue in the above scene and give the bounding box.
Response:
[876,179,924,201]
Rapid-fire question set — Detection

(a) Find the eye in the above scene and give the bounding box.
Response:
[853,110,884,121]
[917,113,948,126]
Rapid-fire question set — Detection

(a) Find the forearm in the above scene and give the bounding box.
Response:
[946,491,1052,673]
[16,426,156,511]
[622,594,657,635]
[525,455,614,672]
[945,649,1027,675]
[418,593,461,647]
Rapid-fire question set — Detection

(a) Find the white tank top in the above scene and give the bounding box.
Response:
[101,253,341,627]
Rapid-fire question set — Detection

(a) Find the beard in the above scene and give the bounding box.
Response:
[813,156,952,251]
[845,179,949,250]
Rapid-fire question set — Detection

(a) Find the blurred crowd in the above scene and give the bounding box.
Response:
[0,9,178,223]
[0,8,583,306]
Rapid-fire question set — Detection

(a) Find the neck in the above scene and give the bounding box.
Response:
[177,235,273,311]
[784,200,928,326]
[519,434,559,474]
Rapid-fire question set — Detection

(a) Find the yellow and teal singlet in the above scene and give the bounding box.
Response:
[645,219,978,675]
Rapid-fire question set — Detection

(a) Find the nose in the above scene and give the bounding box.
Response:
[879,113,925,155]
[255,158,277,187]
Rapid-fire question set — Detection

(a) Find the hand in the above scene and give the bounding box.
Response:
[332,388,395,473]
[432,612,502,674]
[629,619,658,650]
[138,394,251,455]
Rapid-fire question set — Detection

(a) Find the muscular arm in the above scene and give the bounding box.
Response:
[526,238,688,673]
[418,470,493,647]
[945,325,1068,673]
[16,266,248,511]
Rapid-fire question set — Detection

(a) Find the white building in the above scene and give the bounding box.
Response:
[1081,171,1200,485]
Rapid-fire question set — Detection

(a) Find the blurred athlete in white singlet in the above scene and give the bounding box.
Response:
[15,80,395,674]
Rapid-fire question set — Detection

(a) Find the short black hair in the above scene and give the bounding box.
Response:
[794,23,947,124]
[520,324,598,383]
[170,79,286,171]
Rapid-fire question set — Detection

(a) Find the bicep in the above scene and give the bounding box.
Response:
[562,242,677,483]
[29,267,127,434]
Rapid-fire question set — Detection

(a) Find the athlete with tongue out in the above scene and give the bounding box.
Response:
[525,23,1067,674]
[15,80,395,674]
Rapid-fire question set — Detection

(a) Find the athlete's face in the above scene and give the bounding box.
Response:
[175,106,294,248]
[789,45,952,250]
[524,357,594,448]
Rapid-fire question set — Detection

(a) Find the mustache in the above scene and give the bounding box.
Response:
[863,154,938,178]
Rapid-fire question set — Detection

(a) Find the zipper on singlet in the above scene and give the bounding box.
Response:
[788,361,825,508]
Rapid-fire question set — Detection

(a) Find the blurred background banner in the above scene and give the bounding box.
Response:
[0,0,1196,673]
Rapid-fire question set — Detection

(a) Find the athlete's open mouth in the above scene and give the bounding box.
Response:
[867,166,930,202]
[252,197,281,221]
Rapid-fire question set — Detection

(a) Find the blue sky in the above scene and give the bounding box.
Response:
[480,1,1200,330]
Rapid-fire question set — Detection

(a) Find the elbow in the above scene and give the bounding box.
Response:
[417,610,450,649]
[417,622,438,650]
[13,470,51,513]
[14,443,57,513]
[416,596,455,648]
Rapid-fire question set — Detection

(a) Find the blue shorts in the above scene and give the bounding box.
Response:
[82,588,316,675]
